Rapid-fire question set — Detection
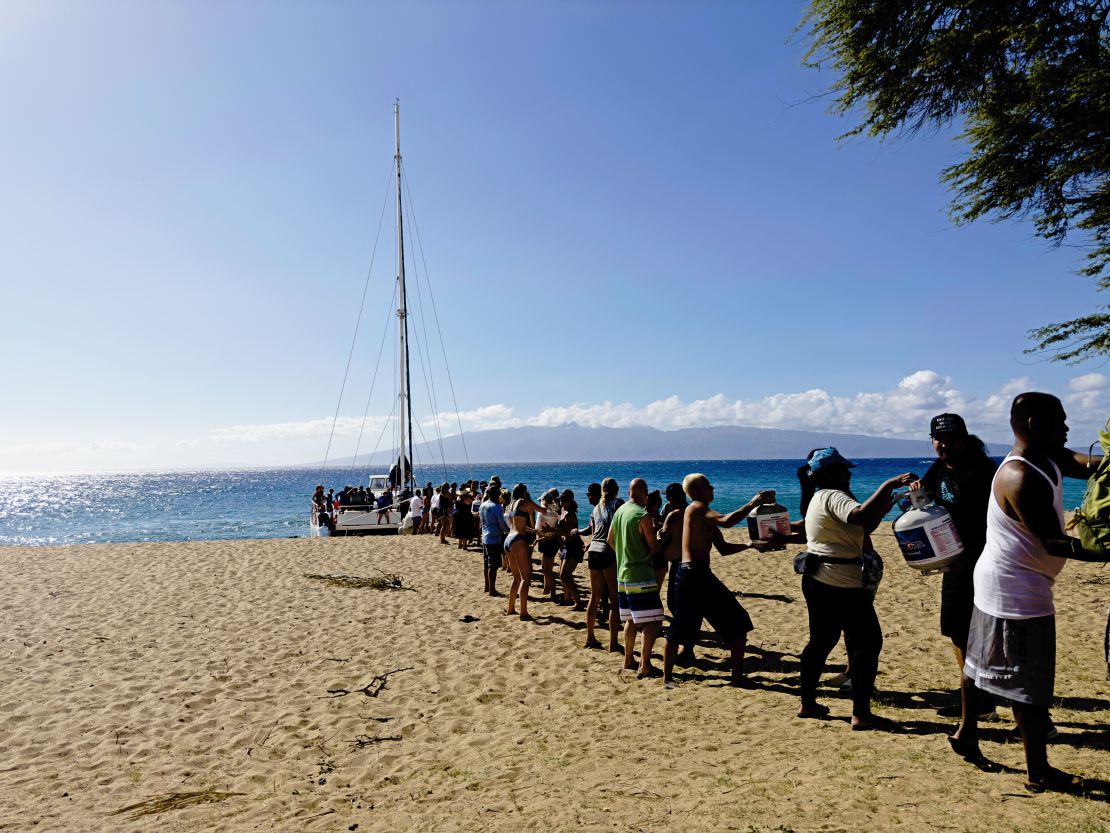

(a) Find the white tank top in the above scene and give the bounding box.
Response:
[973,455,1066,619]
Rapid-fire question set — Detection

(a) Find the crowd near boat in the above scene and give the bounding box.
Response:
[313,393,1110,795]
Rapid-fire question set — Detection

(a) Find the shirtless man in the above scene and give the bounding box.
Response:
[949,393,1107,793]
[657,482,699,663]
[663,474,778,688]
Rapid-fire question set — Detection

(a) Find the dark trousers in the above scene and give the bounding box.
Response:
[799,574,883,717]
[667,560,701,650]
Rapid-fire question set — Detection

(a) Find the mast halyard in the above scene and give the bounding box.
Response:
[394,102,413,491]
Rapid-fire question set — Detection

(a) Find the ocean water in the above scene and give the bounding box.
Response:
[0,458,1091,547]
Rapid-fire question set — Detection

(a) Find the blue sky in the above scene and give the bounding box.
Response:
[1,0,1106,472]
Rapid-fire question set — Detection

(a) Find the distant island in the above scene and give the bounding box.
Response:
[313,422,1009,468]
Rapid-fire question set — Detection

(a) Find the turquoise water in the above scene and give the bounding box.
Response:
[0,458,1090,546]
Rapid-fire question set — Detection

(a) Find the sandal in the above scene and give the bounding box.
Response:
[1025,768,1085,794]
[947,734,1003,772]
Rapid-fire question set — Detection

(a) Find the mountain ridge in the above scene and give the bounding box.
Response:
[314,421,1008,468]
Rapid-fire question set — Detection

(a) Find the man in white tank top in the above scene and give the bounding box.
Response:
[949,393,1107,793]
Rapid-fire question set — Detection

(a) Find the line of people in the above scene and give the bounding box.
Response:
[469,392,1109,794]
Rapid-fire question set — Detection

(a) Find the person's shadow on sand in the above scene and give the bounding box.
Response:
[735,590,796,604]
[1069,777,1110,802]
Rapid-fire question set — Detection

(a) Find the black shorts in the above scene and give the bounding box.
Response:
[588,545,616,571]
[940,571,975,648]
[483,543,504,572]
[652,550,667,571]
[668,562,753,646]
[562,537,584,563]
[538,537,561,558]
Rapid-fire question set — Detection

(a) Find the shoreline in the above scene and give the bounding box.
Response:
[2,528,1108,831]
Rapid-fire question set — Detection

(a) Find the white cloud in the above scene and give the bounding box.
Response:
[1064,373,1110,427]
[89,440,149,451]
[420,403,518,432]
[210,405,524,446]
[520,371,981,437]
[517,371,1105,440]
[209,416,392,444]
[206,370,1110,448]
[1069,373,1109,393]
[0,439,150,455]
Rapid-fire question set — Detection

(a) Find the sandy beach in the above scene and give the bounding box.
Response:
[1,527,1108,832]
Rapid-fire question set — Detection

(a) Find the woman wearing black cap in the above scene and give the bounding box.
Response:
[911,413,999,718]
[797,447,917,730]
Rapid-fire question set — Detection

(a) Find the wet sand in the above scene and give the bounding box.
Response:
[1,527,1108,832]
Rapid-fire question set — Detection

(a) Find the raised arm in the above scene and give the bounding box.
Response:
[1052,446,1103,481]
[708,490,776,529]
[848,473,918,533]
[1000,462,1110,562]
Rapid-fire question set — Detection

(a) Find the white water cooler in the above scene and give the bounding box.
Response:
[892,491,964,573]
[747,493,790,542]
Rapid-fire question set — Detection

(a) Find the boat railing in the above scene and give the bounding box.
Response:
[336,502,403,513]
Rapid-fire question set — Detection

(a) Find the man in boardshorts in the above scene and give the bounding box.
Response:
[662,474,777,688]
[609,478,663,678]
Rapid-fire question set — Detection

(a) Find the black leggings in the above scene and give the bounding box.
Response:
[799,574,883,717]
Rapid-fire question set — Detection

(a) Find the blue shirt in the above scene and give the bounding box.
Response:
[480,499,509,545]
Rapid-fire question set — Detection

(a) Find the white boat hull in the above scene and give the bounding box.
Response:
[331,509,403,535]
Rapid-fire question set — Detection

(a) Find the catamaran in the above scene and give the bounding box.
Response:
[311,103,464,535]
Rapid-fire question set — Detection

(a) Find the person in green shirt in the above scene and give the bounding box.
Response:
[608,478,663,678]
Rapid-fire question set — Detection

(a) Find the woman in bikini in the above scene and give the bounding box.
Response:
[505,483,546,621]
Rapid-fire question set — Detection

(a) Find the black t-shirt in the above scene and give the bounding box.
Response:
[921,454,998,566]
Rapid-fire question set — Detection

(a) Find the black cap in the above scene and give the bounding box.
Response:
[930,413,968,437]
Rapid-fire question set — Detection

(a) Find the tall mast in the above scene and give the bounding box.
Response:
[394,102,413,490]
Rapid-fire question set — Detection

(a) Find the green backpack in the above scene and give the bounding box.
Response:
[1071,418,1110,554]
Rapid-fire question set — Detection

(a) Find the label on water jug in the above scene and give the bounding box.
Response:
[747,512,790,541]
[923,515,962,558]
[895,515,963,562]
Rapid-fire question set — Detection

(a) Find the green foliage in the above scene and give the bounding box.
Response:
[802,0,1110,360]
[1029,306,1110,362]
